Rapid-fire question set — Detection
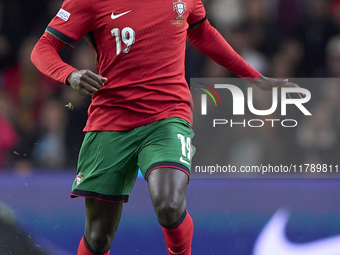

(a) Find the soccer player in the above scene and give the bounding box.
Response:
[30,0,302,254]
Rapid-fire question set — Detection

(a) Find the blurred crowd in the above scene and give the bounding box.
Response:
[0,0,340,172]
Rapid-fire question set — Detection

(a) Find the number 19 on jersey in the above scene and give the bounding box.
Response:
[111,27,135,55]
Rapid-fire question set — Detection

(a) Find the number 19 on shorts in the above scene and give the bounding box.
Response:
[177,134,191,165]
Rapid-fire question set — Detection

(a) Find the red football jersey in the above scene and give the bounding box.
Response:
[46,0,206,131]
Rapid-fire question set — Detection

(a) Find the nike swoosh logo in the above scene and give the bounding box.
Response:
[111,10,131,20]
[180,157,190,165]
[168,248,186,254]
[253,209,340,255]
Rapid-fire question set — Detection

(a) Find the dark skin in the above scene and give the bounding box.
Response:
[67,71,304,253]
[148,167,188,226]
[84,198,122,253]
[84,168,188,253]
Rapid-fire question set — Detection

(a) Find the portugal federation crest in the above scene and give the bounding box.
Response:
[75,172,84,185]
[173,0,187,19]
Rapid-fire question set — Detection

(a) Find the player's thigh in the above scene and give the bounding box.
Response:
[72,131,140,202]
[138,117,195,181]
[85,198,123,237]
[148,167,188,207]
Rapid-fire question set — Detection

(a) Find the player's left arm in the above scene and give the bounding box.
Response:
[187,19,303,95]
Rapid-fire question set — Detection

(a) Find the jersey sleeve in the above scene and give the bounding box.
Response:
[45,0,93,48]
[31,33,77,84]
[187,0,206,29]
[187,20,262,82]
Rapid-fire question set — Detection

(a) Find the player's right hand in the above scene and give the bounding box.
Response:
[67,70,107,95]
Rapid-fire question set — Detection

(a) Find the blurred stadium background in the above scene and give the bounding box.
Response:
[1,0,340,254]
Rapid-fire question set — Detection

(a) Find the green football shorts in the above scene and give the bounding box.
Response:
[71,117,194,203]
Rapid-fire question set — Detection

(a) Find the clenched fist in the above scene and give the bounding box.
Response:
[67,70,107,95]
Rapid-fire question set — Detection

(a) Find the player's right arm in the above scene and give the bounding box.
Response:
[30,0,106,95]
[31,34,105,95]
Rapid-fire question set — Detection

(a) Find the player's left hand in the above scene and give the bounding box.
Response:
[254,75,305,98]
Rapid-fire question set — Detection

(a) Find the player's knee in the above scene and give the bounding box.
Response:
[154,200,184,226]
[87,232,112,254]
